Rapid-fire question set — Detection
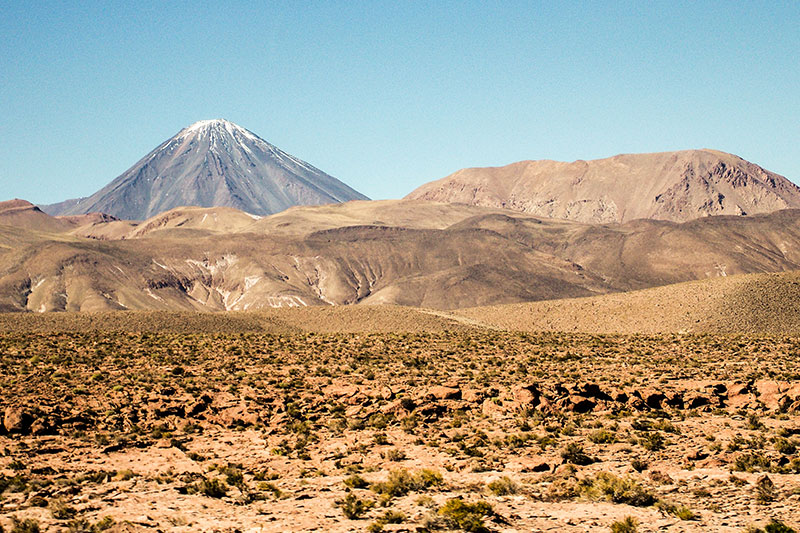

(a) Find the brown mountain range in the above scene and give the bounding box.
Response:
[406,149,800,223]
[2,198,800,312]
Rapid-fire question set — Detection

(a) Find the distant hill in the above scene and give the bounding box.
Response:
[455,270,800,335]
[0,199,73,233]
[42,119,368,220]
[3,199,800,312]
[407,150,800,223]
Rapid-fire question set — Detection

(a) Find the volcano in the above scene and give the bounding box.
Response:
[44,119,368,220]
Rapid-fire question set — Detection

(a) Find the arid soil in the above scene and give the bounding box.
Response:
[1,328,799,532]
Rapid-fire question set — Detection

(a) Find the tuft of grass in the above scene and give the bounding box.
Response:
[610,516,638,533]
[344,474,370,489]
[580,472,656,507]
[755,475,777,504]
[747,520,798,533]
[589,428,618,444]
[335,492,375,520]
[49,498,78,520]
[371,468,443,500]
[487,476,518,496]
[657,501,698,520]
[561,442,594,465]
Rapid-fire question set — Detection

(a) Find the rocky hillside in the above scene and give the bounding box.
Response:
[407,150,800,223]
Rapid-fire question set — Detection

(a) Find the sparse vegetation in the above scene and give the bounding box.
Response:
[0,325,799,530]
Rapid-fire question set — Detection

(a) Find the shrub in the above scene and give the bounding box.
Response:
[343,474,370,489]
[637,432,666,451]
[748,520,798,533]
[382,448,407,462]
[371,469,442,500]
[198,477,228,498]
[335,492,375,519]
[580,472,656,507]
[49,498,78,520]
[657,501,697,520]
[438,498,494,533]
[561,442,594,465]
[733,453,773,473]
[65,519,94,533]
[487,476,518,496]
[774,438,797,456]
[9,517,40,533]
[755,475,776,504]
[589,429,618,444]
[610,516,638,533]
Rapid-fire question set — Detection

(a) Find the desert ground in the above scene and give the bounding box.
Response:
[1,306,799,532]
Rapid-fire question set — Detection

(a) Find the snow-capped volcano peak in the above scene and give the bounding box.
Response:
[178,119,259,142]
[44,120,368,220]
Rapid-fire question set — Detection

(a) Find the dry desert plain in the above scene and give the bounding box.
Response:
[1,284,800,533]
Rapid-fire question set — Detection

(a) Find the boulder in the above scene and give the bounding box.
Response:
[755,380,784,411]
[556,395,596,413]
[462,388,488,404]
[3,406,33,434]
[640,389,666,409]
[684,392,711,409]
[726,381,757,409]
[427,386,461,401]
[576,383,611,401]
[482,398,507,418]
[511,384,540,408]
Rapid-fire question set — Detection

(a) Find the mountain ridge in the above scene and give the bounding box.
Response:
[406,149,800,223]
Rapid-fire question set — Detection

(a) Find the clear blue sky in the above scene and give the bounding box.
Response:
[1,1,798,204]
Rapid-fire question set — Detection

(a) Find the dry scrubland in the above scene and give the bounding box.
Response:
[1,320,800,532]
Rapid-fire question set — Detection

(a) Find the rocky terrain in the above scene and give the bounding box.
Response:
[1,324,799,532]
[407,150,800,224]
[42,119,368,220]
